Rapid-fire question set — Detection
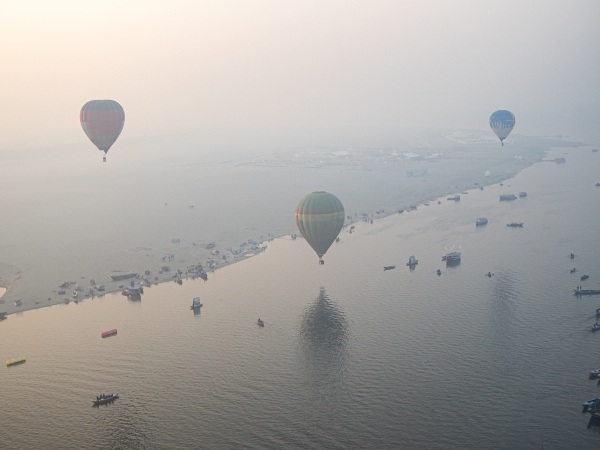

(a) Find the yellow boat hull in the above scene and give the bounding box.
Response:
[6,357,26,366]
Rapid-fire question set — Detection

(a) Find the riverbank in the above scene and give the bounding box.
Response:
[0,136,582,316]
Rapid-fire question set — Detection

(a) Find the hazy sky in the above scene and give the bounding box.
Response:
[1,0,599,150]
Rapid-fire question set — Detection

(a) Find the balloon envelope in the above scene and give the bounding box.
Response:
[295,191,345,261]
[489,110,515,144]
[80,100,125,155]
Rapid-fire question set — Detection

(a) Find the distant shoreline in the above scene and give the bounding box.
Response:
[0,142,581,317]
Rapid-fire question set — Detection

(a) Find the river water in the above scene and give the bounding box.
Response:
[1,146,600,448]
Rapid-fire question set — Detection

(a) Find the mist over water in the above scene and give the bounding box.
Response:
[2,146,600,448]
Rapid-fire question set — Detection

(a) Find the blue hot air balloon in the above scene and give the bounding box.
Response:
[489,110,515,146]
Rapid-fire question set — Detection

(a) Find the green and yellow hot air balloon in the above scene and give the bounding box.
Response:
[295,191,345,264]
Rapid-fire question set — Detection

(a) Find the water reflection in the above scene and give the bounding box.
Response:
[299,288,350,379]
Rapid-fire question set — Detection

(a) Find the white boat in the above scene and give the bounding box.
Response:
[475,218,488,226]
[72,291,78,298]
[406,256,418,266]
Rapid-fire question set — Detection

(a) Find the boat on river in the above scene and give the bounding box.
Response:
[6,357,26,366]
[519,192,527,197]
[475,218,488,226]
[506,222,524,227]
[589,369,600,378]
[383,266,396,271]
[593,323,600,332]
[93,393,118,406]
[0,312,6,320]
[101,329,117,338]
[574,287,600,295]
[500,194,517,201]
[191,297,202,309]
[406,256,418,266]
[257,319,264,327]
[442,252,461,263]
[581,275,589,281]
[109,272,138,281]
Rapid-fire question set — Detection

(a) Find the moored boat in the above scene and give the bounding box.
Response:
[506,222,524,227]
[109,272,138,281]
[93,393,118,406]
[6,357,26,366]
[574,287,600,295]
[589,369,600,378]
[101,329,117,338]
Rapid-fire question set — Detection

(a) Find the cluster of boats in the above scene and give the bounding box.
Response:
[383,252,459,272]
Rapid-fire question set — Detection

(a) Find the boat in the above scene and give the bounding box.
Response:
[570,268,577,273]
[593,149,599,153]
[383,266,396,271]
[500,194,517,201]
[191,297,202,309]
[592,323,600,332]
[0,312,7,320]
[257,319,264,327]
[506,222,524,227]
[519,192,527,197]
[475,218,488,226]
[93,393,119,406]
[436,269,441,275]
[205,242,216,249]
[486,272,493,277]
[583,397,600,408]
[101,329,117,338]
[581,275,589,281]
[14,300,22,306]
[96,285,105,291]
[57,289,66,295]
[570,253,576,259]
[72,291,78,298]
[406,256,418,266]
[109,272,138,281]
[555,157,566,163]
[574,287,600,295]
[589,369,600,378]
[6,357,26,366]
[442,252,461,263]
[596,183,600,187]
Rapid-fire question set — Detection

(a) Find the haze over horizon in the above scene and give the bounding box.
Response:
[1,0,599,153]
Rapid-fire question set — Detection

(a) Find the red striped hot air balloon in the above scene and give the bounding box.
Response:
[80,100,125,162]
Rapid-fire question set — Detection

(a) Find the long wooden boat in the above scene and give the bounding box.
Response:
[101,329,117,338]
[6,357,26,366]
[93,393,118,405]
[574,288,600,295]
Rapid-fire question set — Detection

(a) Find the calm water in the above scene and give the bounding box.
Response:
[1,147,600,448]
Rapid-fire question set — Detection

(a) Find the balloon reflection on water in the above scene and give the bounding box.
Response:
[299,288,350,378]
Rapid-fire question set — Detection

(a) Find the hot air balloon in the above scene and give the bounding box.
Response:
[80,100,125,162]
[489,110,515,146]
[295,191,344,264]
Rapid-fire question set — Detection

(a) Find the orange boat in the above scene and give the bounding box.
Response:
[101,329,117,338]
